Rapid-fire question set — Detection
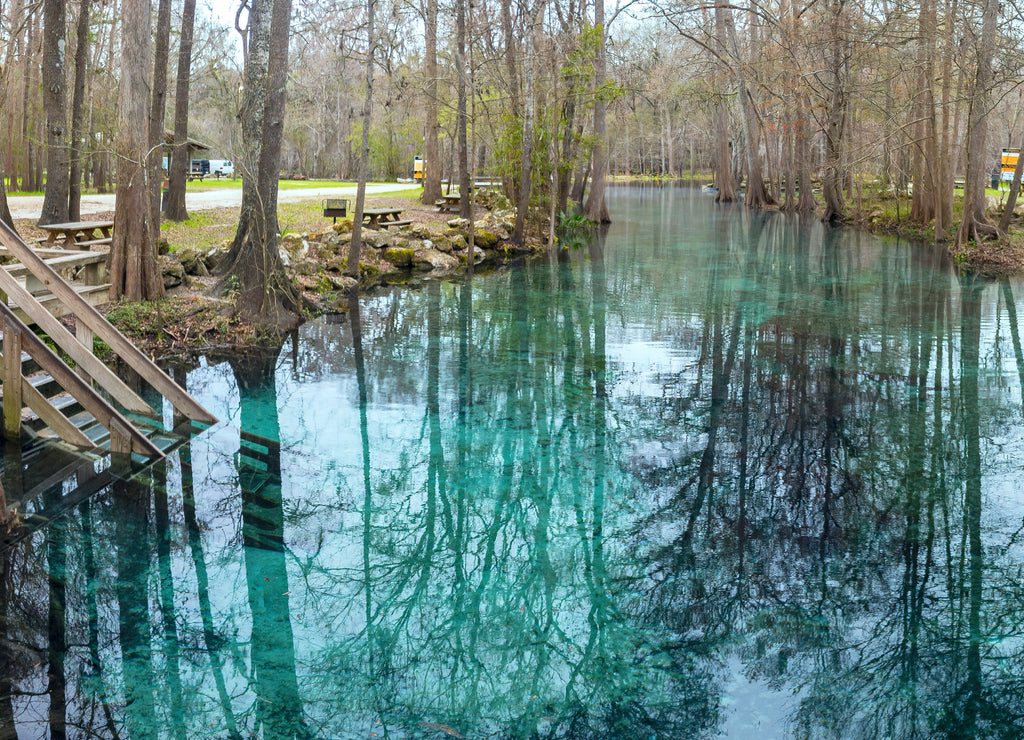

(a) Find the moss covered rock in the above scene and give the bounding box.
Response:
[474,229,499,249]
[384,247,415,267]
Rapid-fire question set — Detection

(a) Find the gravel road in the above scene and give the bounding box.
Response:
[6,182,415,220]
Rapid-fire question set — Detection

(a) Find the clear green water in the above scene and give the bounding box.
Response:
[3,184,1024,738]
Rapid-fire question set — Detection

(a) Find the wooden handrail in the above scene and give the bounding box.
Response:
[0,304,161,457]
[0,220,216,424]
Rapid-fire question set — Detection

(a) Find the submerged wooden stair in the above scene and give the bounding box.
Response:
[0,219,216,515]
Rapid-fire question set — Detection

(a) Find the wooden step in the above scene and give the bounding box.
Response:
[9,283,110,324]
[3,251,108,278]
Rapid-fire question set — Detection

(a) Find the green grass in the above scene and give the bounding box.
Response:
[386,186,426,201]
[184,178,356,192]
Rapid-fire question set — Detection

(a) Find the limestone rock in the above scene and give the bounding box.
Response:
[413,248,459,272]
[203,246,229,272]
[175,247,208,276]
[327,274,358,291]
[161,260,184,289]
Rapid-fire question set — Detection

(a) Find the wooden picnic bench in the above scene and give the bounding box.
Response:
[363,208,410,229]
[38,220,114,249]
[435,194,461,212]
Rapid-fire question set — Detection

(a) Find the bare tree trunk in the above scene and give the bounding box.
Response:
[713,0,736,203]
[937,0,958,233]
[514,2,545,245]
[998,138,1024,234]
[68,0,91,221]
[420,0,441,205]
[346,0,376,280]
[109,0,163,301]
[148,0,172,242]
[227,0,272,254]
[456,0,471,219]
[38,0,69,225]
[557,93,577,217]
[584,0,611,222]
[166,0,197,221]
[955,0,999,245]
[910,0,939,229]
[821,2,848,225]
[224,0,300,327]
[724,5,772,208]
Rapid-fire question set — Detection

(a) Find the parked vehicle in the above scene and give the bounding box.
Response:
[189,159,210,178]
[209,159,234,178]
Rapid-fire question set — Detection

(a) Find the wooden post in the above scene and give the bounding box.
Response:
[3,322,23,440]
[109,419,132,475]
[76,318,94,382]
[0,473,7,528]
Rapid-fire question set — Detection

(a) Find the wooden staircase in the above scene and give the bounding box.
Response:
[0,219,216,514]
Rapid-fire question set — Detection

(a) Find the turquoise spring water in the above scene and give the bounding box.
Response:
[3,184,1024,738]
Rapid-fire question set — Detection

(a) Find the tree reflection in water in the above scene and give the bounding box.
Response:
[1,187,1024,738]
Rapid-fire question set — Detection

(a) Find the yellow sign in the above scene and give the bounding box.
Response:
[1002,148,1020,173]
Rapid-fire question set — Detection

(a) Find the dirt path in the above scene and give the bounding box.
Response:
[6,182,415,220]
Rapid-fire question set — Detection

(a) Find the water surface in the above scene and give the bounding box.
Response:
[3,184,1024,738]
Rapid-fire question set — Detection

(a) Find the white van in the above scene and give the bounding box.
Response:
[209,159,235,178]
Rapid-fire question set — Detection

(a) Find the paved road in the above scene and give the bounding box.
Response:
[6,183,416,220]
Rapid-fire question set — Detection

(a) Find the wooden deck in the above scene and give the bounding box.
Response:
[0,221,217,522]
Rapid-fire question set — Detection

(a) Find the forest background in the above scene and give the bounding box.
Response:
[0,0,1022,297]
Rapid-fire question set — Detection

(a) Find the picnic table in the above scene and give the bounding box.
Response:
[38,220,114,249]
[436,194,461,212]
[362,208,411,229]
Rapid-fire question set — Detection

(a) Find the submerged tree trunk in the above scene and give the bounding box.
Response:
[165,0,197,221]
[109,0,162,301]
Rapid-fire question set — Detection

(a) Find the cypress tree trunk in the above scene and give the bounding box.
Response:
[420,0,441,205]
[148,0,172,241]
[712,0,736,203]
[68,0,91,221]
[38,0,69,225]
[166,0,197,222]
[346,0,376,280]
[456,0,471,219]
[226,0,272,254]
[584,0,611,221]
[223,0,300,327]
[109,0,163,301]
[955,0,999,245]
